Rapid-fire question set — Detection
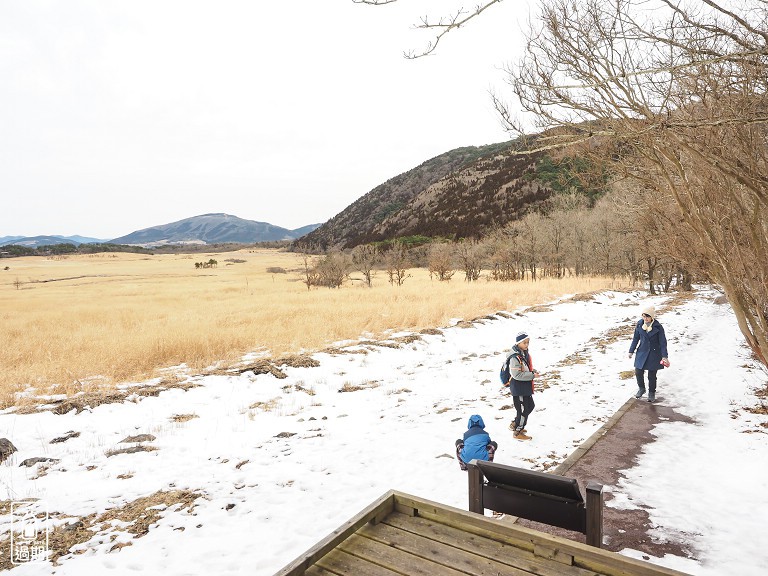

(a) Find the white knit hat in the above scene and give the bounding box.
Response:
[641,306,656,319]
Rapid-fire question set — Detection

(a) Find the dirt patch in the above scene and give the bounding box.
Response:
[50,431,80,444]
[420,328,444,335]
[249,398,281,412]
[130,381,200,397]
[13,380,201,416]
[276,354,322,369]
[49,390,126,415]
[394,334,423,345]
[0,490,202,569]
[170,413,199,423]
[524,305,554,313]
[96,490,200,538]
[569,292,597,302]
[321,346,370,356]
[338,381,381,393]
[222,354,320,379]
[361,340,401,349]
[105,445,158,458]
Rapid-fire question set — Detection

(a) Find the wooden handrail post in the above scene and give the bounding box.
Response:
[585,481,604,548]
[467,460,484,514]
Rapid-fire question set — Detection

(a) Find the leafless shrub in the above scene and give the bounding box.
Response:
[351,244,378,287]
[385,242,411,286]
[427,243,455,281]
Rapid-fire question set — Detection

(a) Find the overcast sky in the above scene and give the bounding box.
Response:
[0,1,534,240]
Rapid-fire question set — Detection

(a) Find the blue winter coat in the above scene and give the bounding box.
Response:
[629,319,668,371]
[460,415,492,463]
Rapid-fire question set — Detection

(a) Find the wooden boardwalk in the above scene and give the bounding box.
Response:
[276,491,692,576]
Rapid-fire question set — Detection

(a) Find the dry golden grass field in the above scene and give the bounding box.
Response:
[0,249,628,406]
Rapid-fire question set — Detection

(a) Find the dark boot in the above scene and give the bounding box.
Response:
[635,388,646,398]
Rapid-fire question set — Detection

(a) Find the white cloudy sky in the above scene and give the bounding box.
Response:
[0,0,534,240]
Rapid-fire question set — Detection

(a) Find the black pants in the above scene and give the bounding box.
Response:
[635,369,658,394]
[513,395,535,430]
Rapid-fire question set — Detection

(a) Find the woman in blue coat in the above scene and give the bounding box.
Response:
[628,306,669,402]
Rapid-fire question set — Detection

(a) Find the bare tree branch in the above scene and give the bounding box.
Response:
[505,0,768,366]
[352,0,505,58]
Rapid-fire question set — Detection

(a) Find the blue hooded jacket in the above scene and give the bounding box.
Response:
[460,415,492,463]
[629,319,668,370]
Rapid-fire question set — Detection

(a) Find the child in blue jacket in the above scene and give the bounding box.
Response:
[455,414,498,471]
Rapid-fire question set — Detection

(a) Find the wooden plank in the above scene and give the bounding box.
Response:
[383,511,600,576]
[574,555,694,576]
[305,566,336,576]
[532,543,575,566]
[392,492,538,553]
[359,518,573,576]
[390,492,693,576]
[274,491,396,576]
[316,548,402,576]
[339,533,467,576]
[394,502,417,517]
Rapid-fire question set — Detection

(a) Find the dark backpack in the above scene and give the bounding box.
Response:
[500,353,514,385]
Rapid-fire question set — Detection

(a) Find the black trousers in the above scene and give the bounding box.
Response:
[635,368,658,393]
[513,395,535,430]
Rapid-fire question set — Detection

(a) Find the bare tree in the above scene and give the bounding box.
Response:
[301,254,319,291]
[455,240,484,282]
[316,252,351,289]
[352,0,504,58]
[497,0,768,366]
[518,212,545,281]
[352,243,378,287]
[487,229,524,281]
[384,241,411,286]
[427,242,456,281]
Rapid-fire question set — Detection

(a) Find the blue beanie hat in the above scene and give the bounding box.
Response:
[515,332,530,344]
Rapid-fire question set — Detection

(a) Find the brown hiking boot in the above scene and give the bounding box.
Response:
[513,429,532,441]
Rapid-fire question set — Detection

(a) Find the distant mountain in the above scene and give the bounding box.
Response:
[109,213,320,246]
[290,223,323,238]
[66,235,108,244]
[295,141,552,251]
[0,235,105,248]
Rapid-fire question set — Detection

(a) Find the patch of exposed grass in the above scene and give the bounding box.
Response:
[0,491,201,569]
[338,381,381,393]
[1,249,630,405]
[249,398,281,412]
[170,413,199,423]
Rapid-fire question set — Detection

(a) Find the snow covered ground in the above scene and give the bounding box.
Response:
[1,286,766,575]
